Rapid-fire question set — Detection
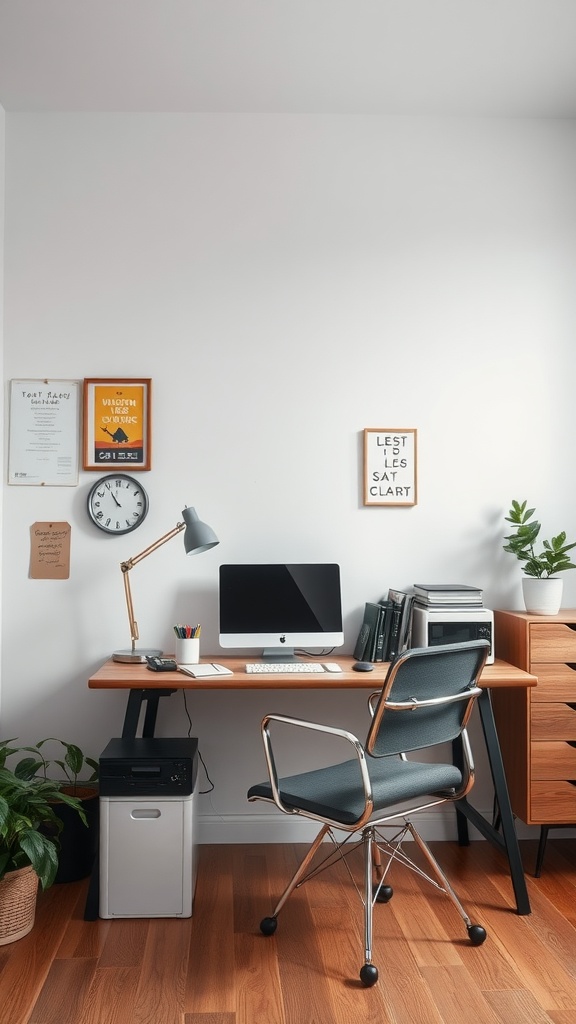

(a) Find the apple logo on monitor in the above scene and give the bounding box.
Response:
[279,635,286,643]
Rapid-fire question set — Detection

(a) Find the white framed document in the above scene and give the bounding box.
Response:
[8,380,81,486]
[363,428,418,506]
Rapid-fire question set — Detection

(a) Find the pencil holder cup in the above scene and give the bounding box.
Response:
[175,637,200,665]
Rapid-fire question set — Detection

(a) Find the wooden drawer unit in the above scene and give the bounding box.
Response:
[529,622,576,664]
[529,663,576,703]
[492,609,576,827]
[531,782,576,821]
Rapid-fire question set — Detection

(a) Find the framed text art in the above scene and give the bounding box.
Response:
[8,379,80,486]
[363,428,417,507]
[83,378,151,471]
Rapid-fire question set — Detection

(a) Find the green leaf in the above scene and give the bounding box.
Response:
[503,500,576,578]
[13,757,44,780]
[20,828,58,889]
[64,744,84,776]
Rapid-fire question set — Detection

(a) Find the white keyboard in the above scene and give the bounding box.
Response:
[246,662,326,674]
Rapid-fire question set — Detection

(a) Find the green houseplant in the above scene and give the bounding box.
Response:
[0,738,85,943]
[33,737,99,884]
[503,500,576,614]
[34,737,99,796]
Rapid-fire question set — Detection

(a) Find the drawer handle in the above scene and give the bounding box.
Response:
[568,703,576,712]
[567,625,576,633]
[568,664,576,673]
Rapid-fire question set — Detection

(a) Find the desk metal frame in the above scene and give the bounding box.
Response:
[453,688,530,914]
[89,655,536,916]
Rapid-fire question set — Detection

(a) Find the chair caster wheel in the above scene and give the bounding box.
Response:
[375,884,393,903]
[260,916,278,936]
[467,924,487,945]
[360,963,378,986]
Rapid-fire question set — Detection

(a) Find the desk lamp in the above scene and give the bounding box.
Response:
[112,506,219,663]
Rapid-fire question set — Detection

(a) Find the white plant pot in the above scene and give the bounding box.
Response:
[521,577,563,615]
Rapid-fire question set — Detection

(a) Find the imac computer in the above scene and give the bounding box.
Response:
[218,563,344,661]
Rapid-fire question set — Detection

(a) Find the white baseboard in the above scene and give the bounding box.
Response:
[196,808,569,844]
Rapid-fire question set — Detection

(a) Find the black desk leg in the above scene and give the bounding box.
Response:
[121,688,176,738]
[83,846,100,920]
[121,690,146,738]
[454,688,531,916]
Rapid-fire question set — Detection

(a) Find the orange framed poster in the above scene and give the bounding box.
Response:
[83,378,151,470]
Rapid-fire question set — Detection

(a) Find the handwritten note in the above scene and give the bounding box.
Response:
[30,522,71,580]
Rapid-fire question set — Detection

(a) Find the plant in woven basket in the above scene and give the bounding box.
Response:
[0,738,86,890]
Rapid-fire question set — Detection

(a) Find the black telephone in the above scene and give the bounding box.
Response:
[146,656,178,672]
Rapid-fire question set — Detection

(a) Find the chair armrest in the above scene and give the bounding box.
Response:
[367,691,381,717]
[260,713,372,819]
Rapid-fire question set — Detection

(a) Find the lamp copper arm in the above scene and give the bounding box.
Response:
[119,522,186,651]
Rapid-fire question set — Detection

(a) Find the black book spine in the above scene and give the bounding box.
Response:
[398,594,415,653]
[387,595,405,661]
[354,602,380,662]
[374,602,389,661]
[353,620,371,661]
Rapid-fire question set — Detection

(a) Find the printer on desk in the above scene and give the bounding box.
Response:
[410,584,494,665]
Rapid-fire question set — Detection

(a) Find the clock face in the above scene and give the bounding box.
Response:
[87,474,149,534]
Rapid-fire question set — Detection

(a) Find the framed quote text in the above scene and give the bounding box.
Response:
[363,428,417,506]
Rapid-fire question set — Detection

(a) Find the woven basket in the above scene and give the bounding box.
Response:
[0,864,39,945]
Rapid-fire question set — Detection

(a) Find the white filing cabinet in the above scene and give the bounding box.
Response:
[99,792,198,918]
[98,737,198,919]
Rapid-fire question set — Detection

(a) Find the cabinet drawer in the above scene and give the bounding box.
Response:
[531,781,576,822]
[531,703,576,740]
[530,622,576,663]
[530,663,576,702]
[531,741,576,779]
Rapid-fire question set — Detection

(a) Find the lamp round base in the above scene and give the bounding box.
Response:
[112,648,163,664]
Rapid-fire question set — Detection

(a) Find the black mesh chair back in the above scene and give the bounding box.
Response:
[366,640,488,757]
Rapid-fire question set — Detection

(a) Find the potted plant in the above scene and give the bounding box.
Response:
[0,738,85,944]
[503,499,576,613]
[34,737,99,883]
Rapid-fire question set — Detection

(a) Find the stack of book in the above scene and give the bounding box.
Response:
[413,584,483,608]
[353,588,414,663]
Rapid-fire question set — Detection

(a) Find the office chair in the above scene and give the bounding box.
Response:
[247,639,490,986]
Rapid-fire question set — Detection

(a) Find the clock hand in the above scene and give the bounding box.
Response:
[111,492,122,508]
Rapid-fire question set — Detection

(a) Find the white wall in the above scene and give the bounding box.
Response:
[2,113,576,840]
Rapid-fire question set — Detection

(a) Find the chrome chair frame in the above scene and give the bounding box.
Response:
[248,640,490,986]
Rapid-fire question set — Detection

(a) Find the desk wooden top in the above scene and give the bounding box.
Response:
[88,655,537,691]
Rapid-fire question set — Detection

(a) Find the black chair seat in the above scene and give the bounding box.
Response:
[248,755,462,826]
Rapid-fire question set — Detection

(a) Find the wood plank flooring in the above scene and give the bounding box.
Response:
[1,838,575,1024]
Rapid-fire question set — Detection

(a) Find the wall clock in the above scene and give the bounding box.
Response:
[87,474,149,534]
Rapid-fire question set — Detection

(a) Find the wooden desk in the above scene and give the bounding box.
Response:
[89,654,536,915]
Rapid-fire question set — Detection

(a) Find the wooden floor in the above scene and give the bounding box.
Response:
[1,837,576,1024]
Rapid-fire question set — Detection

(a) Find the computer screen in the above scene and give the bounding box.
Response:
[218,563,344,660]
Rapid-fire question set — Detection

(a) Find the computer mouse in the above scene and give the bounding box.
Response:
[352,661,374,672]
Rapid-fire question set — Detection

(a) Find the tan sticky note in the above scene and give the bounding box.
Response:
[30,522,71,579]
